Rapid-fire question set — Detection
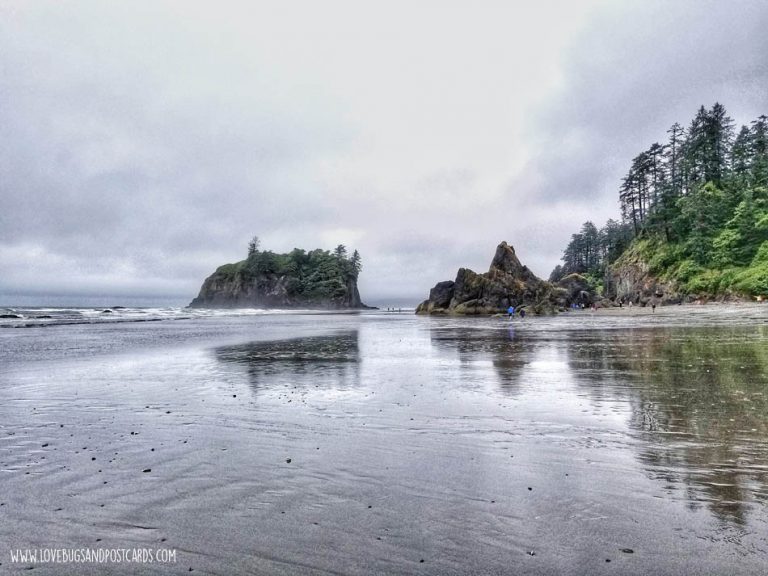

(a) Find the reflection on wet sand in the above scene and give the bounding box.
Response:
[429,326,531,394]
[214,330,360,392]
[566,326,768,526]
[429,322,768,527]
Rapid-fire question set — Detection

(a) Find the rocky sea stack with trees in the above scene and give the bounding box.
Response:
[550,103,768,304]
[189,238,368,309]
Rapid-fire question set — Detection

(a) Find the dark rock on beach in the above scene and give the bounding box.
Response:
[416,242,566,315]
[555,274,595,305]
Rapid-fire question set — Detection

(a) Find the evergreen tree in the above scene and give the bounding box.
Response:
[549,264,564,283]
[751,115,768,187]
[601,219,632,263]
[350,250,362,278]
[247,235,261,257]
[666,122,685,198]
[333,244,348,260]
[620,171,640,235]
[683,106,709,189]
[677,182,727,264]
[730,125,753,182]
[705,102,735,184]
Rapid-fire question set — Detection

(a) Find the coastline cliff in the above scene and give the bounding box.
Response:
[189,245,368,309]
[549,104,768,305]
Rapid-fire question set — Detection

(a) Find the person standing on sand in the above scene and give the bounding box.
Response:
[652,303,656,313]
[508,305,515,318]
[519,309,526,319]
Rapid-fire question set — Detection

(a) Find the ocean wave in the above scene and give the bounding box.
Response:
[0,306,365,328]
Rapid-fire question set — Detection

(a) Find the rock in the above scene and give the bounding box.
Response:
[607,250,683,306]
[426,281,455,311]
[556,274,596,305]
[189,249,371,310]
[416,242,563,315]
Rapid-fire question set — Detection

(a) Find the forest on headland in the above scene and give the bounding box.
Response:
[550,104,768,299]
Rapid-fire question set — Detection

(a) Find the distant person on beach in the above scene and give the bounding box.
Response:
[507,306,515,318]
[519,309,526,319]
[652,303,656,313]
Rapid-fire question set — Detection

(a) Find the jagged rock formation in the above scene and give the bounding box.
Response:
[556,273,599,306]
[607,257,683,305]
[189,248,368,309]
[416,242,565,315]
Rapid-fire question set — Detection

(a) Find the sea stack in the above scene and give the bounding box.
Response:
[189,246,368,309]
[416,241,565,315]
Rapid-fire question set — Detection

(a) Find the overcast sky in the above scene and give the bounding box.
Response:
[1,0,767,305]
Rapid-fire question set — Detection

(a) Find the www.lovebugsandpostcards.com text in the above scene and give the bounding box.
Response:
[10,548,177,565]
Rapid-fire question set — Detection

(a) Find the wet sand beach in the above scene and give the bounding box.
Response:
[1,305,767,574]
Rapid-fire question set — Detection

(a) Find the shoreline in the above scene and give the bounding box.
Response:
[418,299,768,317]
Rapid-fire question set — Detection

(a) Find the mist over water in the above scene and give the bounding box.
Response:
[1,306,767,574]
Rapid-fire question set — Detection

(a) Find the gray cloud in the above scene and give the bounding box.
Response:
[1,1,766,305]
